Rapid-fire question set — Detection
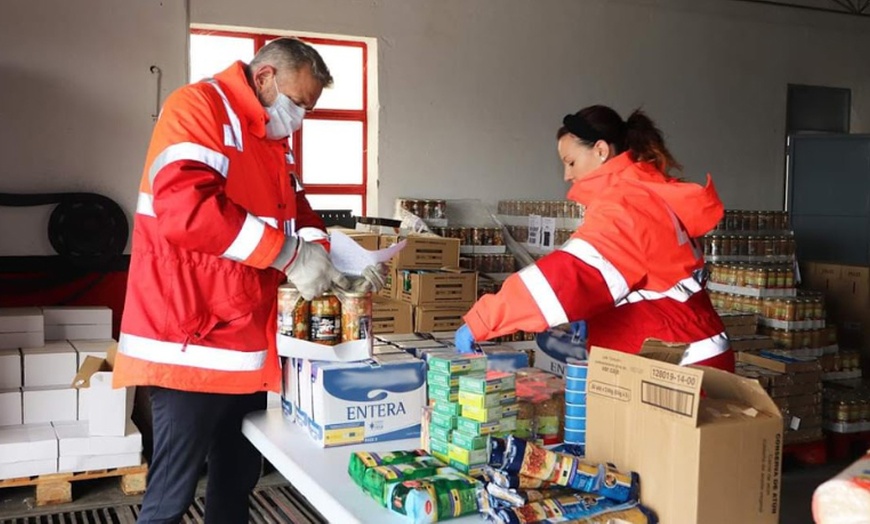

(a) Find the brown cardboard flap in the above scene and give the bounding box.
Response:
[639,339,688,365]
[71,355,112,388]
[695,366,781,418]
[440,266,474,274]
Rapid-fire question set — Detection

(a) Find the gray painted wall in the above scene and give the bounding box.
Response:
[2,0,869,255]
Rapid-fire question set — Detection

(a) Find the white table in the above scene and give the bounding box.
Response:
[242,409,482,524]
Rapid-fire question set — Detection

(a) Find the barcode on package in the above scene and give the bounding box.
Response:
[641,381,694,417]
[528,215,542,247]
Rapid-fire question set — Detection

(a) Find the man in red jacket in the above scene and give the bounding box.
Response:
[456,105,734,372]
[115,39,378,523]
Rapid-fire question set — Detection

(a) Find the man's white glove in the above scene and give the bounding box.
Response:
[276,239,350,301]
[337,263,389,294]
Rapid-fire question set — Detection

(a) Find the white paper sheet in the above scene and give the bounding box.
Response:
[329,231,406,276]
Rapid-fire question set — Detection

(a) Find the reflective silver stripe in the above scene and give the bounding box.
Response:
[518,265,569,327]
[119,332,267,372]
[679,332,730,366]
[297,227,329,242]
[148,142,229,185]
[206,80,243,152]
[257,215,279,228]
[136,192,156,217]
[560,238,630,304]
[616,275,703,307]
[222,214,267,262]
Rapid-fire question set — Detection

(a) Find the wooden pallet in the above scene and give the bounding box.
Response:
[827,429,870,462]
[783,438,828,466]
[0,463,148,506]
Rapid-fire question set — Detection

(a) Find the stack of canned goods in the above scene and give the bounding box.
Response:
[505,226,573,245]
[708,263,796,288]
[396,198,447,220]
[497,200,584,219]
[703,234,796,258]
[432,226,504,246]
[758,326,837,350]
[278,284,372,346]
[825,387,870,425]
[820,351,862,373]
[461,254,517,273]
[714,210,790,232]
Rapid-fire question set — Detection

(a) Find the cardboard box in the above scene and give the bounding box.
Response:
[72,348,135,436]
[737,351,823,374]
[52,420,142,456]
[773,393,822,410]
[372,296,414,334]
[42,307,112,326]
[0,388,22,425]
[730,336,776,352]
[45,324,112,342]
[0,349,21,389]
[396,270,477,306]
[0,332,45,351]
[22,341,78,387]
[0,459,58,480]
[58,453,141,473]
[380,235,460,269]
[0,423,58,464]
[23,386,78,424]
[0,308,44,333]
[414,305,469,332]
[69,339,113,364]
[306,358,426,447]
[587,347,782,524]
[346,232,379,251]
[802,262,870,353]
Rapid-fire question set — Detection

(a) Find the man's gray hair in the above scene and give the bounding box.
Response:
[250,37,333,87]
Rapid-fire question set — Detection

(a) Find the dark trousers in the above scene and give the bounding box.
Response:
[137,387,267,524]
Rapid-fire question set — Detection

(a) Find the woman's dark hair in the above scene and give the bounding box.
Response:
[557,105,682,175]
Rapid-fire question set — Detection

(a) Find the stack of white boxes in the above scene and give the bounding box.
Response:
[0,307,142,480]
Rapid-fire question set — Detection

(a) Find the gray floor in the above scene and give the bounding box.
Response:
[0,460,849,523]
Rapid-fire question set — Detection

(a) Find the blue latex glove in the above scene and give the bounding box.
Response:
[454,324,476,354]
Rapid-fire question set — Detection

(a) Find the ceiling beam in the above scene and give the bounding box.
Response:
[725,0,870,17]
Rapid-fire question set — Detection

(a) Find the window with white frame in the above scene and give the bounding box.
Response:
[189,29,370,216]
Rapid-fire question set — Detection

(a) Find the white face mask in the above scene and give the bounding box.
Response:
[264,78,305,140]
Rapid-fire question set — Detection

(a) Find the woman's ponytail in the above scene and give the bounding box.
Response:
[623,109,682,175]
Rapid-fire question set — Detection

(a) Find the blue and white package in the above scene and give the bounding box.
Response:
[565,359,588,379]
[564,416,586,431]
[564,428,586,444]
[566,377,587,392]
[565,403,587,418]
[565,389,587,405]
[307,358,425,447]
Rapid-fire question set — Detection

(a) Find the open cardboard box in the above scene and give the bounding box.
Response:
[587,341,783,524]
[71,344,135,437]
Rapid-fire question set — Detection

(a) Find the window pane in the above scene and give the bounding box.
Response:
[189,34,255,83]
[310,43,364,110]
[301,119,363,184]
[306,194,363,217]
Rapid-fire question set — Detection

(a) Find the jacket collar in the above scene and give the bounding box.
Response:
[213,61,268,139]
[566,152,660,206]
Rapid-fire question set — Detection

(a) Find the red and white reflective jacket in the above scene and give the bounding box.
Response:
[465,153,734,371]
[114,62,327,394]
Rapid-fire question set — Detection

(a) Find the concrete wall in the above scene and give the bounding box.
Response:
[2,0,869,255]
[0,0,187,255]
[191,0,870,217]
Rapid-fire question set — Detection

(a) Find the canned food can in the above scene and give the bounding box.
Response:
[310,293,342,345]
[434,200,447,219]
[278,284,310,339]
[341,291,372,342]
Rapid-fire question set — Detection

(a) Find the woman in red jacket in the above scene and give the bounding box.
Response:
[455,105,734,371]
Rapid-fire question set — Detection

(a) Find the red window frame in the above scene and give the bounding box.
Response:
[190,28,369,215]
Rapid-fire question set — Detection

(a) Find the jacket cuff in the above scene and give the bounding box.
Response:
[269,236,300,272]
[464,308,491,343]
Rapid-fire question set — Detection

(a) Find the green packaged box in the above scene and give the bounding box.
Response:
[449,443,489,466]
[430,423,453,443]
[432,400,462,417]
[450,431,489,451]
[428,354,487,376]
[448,458,487,477]
[457,415,518,436]
[387,469,482,521]
[429,438,450,464]
[348,450,428,488]
[461,403,521,423]
[429,384,459,403]
[427,371,460,389]
[458,389,517,409]
[431,411,458,430]
[362,456,445,506]
[459,372,516,394]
